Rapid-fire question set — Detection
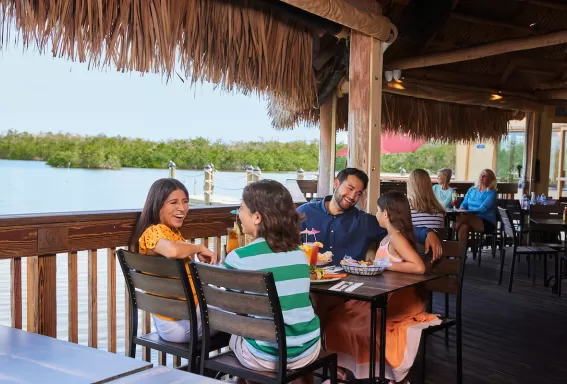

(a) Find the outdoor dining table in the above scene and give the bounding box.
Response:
[0,325,152,383]
[310,270,440,384]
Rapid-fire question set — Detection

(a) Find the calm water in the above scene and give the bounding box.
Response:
[0,159,315,361]
[0,159,316,215]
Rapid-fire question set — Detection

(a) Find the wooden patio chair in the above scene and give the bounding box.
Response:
[497,207,559,292]
[117,249,229,372]
[189,262,337,384]
[419,240,466,384]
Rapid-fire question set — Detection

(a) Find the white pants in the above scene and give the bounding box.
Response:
[152,311,203,343]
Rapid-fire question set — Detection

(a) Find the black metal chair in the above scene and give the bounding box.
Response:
[497,207,559,292]
[419,240,466,384]
[189,262,337,384]
[117,249,229,372]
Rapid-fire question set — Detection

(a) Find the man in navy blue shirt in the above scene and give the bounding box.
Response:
[298,168,442,265]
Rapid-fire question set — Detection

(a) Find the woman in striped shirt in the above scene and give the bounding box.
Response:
[407,169,445,229]
[224,180,321,374]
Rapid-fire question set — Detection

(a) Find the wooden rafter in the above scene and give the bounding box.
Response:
[385,30,567,70]
[450,12,537,35]
[519,0,567,11]
[500,62,518,87]
[280,0,395,41]
[383,79,543,112]
[536,88,567,100]
[534,79,567,90]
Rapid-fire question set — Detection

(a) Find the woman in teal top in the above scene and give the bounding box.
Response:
[432,168,453,208]
[455,169,498,245]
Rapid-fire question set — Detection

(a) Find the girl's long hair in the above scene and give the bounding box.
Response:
[407,169,445,214]
[377,191,417,250]
[129,178,189,253]
[242,180,301,253]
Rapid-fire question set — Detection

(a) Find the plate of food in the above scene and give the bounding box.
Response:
[316,251,333,266]
[310,266,348,284]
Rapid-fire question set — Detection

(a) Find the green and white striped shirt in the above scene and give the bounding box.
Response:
[224,238,320,361]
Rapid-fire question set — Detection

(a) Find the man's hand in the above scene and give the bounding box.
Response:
[197,246,217,265]
[424,231,442,262]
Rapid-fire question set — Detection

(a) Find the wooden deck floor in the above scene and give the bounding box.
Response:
[407,248,567,384]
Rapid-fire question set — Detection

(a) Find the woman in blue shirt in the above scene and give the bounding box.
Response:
[455,169,498,244]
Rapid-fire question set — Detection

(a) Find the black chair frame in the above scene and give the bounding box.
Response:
[190,262,337,384]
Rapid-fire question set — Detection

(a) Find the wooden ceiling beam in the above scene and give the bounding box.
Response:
[536,89,567,100]
[500,62,518,87]
[518,0,567,11]
[383,80,544,112]
[450,12,537,35]
[385,29,567,70]
[280,0,395,41]
[405,68,510,90]
[534,80,567,90]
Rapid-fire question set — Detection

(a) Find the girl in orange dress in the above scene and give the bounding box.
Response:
[323,191,441,384]
[129,178,217,343]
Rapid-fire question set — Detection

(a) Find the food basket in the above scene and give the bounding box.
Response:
[340,257,391,276]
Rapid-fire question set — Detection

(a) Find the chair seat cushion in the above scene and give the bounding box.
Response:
[516,246,558,254]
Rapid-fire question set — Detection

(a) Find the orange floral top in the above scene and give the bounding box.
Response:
[138,224,197,321]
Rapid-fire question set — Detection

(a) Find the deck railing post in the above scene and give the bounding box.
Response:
[27,254,57,337]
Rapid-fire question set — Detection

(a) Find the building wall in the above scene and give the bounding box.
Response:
[455,141,497,181]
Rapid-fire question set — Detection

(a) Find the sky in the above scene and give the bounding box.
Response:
[0,40,347,143]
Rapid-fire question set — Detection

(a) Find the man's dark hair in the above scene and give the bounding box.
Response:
[336,168,369,190]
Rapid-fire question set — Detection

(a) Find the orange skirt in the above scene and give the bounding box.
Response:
[322,287,440,381]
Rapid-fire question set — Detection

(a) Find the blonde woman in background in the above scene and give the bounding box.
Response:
[455,169,498,244]
[433,168,454,208]
[407,169,445,229]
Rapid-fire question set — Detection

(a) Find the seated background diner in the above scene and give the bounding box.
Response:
[455,169,498,247]
[433,168,454,209]
[407,169,445,229]
[297,168,443,266]
[321,192,441,384]
[224,180,321,377]
[129,178,216,343]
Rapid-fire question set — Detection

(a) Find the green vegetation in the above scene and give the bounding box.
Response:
[496,135,524,182]
[0,131,456,172]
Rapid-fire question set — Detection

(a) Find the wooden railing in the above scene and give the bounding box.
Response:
[0,205,238,365]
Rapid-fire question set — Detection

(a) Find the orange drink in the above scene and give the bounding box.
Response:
[300,243,320,266]
[226,228,241,254]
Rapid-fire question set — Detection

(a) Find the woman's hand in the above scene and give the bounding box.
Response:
[424,231,443,262]
[197,245,217,265]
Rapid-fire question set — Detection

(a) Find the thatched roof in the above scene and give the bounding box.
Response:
[1,0,565,142]
[0,0,316,113]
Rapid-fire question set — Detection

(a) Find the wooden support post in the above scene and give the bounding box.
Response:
[348,31,383,213]
[318,94,337,196]
[27,255,57,337]
[204,164,214,205]
[525,108,554,195]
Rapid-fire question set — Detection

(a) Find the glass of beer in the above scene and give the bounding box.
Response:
[226,228,241,254]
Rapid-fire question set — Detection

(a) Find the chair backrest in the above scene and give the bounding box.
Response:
[497,199,520,209]
[189,262,287,380]
[116,250,198,340]
[497,207,517,243]
[423,241,466,296]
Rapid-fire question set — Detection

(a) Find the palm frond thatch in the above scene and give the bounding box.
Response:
[0,0,316,113]
[269,93,525,142]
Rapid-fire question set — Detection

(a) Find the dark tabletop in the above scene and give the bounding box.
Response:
[0,325,152,384]
[530,217,567,227]
[445,209,481,215]
[108,366,222,383]
[310,270,440,301]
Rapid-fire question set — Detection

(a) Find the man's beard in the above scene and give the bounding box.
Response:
[333,191,356,211]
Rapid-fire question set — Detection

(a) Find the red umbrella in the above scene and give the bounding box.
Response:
[336,132,424,157]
